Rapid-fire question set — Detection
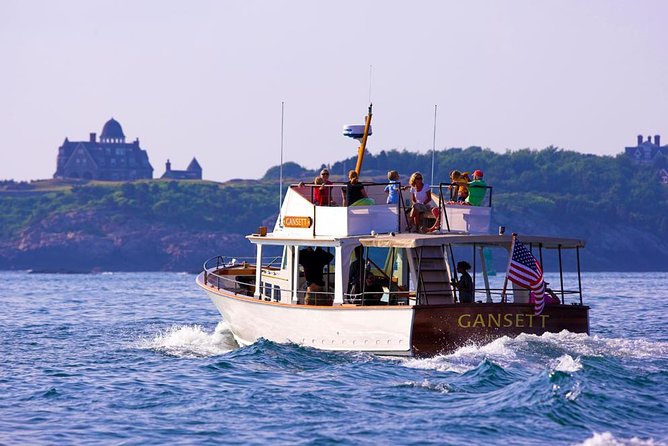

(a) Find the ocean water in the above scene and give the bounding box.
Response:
[1,271,667,445]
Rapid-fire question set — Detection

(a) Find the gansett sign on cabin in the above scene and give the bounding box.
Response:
[457,313,550,328]
[283,216,313,228]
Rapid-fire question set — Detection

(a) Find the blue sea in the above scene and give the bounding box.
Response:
[1,271,667,445]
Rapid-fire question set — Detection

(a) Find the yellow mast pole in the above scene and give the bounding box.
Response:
[354,103,373,175]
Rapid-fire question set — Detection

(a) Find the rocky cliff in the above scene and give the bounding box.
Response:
[0,208,255,272]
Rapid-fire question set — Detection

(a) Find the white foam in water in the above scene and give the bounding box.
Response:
[552,354,583,373]
[528,331,668,360]
[139,321,238,357]
[401,379,451,394]
[574,432,665,446]
[401,329,667,375]
[565,381,582,401]
[402,336,520,373]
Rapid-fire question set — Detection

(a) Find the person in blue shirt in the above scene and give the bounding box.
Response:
[384,170,406,204]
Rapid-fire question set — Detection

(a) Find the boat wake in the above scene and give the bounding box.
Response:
[138,321,238,357]
[574,431,666,446]
[401,330,668,374]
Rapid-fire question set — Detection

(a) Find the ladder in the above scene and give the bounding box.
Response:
[410,245,455,305]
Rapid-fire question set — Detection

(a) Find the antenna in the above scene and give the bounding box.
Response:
[368,65,373,104]
[431,104,438,187]
[279,101,285,226]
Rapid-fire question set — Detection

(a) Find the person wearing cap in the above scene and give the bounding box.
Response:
[465,170,487,206]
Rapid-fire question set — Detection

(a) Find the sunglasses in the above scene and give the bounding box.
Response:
[321,172,329,176]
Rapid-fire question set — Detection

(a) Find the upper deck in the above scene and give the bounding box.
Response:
[270,181,493,239]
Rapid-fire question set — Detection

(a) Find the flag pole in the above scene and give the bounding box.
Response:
[501,233,517,303]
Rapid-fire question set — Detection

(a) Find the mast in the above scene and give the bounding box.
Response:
[354,104,373,175]
[431,104,437,187]
[279,101,285,227]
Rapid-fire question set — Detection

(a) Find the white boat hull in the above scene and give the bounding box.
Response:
[199,275,414,356]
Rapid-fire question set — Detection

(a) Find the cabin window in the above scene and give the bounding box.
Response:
[281,247,289,270]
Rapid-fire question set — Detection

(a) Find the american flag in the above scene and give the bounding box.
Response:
[507,238,545,315]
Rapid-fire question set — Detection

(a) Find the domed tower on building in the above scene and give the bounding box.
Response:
[54,118,154,180]
[100,118,126,143]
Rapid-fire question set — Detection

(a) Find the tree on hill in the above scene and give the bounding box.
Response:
[262,162,312,180]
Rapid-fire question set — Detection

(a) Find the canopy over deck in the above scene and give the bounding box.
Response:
[247,233,350,246]
[357,233,585,249]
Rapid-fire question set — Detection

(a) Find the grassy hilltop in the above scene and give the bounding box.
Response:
[1,147,667,271]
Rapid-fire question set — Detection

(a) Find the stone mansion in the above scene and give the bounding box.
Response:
[54,118,201,181]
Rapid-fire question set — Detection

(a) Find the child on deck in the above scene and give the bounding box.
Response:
[384,170,407,204]
[449,170,470,202]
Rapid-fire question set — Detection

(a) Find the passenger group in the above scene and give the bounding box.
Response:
[299,167,487,232]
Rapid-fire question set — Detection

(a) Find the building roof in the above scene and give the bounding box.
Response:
[187,157,202,171]
[101,118,125,140]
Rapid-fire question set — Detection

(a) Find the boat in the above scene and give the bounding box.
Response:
[196,105,589,357]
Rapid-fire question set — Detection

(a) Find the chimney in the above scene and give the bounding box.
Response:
[166,159,171,172]
[655,135,661,147]
[647,136,652,143]
[637,135,643,146]
[90,132,96,143]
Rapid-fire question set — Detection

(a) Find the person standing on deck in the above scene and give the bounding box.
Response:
[384,170,407,204]
[301,169,335,206]
[454,261,474,303]
[316,169,335,206]
[341,170,367,206]
[299,247,334,305]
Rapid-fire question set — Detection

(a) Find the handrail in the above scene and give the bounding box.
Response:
[203,255,582,305]
[202,255,281,272]
[293,181,404,208]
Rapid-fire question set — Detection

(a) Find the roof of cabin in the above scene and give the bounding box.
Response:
[358,233,585,249]
[247,232,585,249]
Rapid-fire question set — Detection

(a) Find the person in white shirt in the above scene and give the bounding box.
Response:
[409,172,439,232]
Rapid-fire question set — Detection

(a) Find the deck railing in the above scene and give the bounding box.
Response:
[203,256,582,306]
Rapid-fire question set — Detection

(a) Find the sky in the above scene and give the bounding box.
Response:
[1,0,667,182]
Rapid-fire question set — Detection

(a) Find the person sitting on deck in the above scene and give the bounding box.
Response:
[409,171,439,232]
[454,260,474,303]
[341,170,368,206]
[299,247,334,306]
[449,170,470,202]
[465,170,487,206]
[530,282,561,305]
[361,273,384,306]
